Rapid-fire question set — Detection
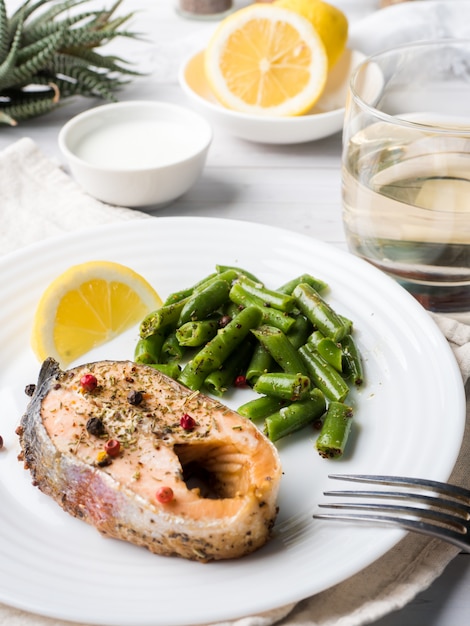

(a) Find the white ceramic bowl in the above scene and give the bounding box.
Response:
[58,101,212,208]
[179,49,365,145]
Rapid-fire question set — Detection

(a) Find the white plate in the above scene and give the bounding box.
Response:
[178,49,365,144]
[0,217,465,626]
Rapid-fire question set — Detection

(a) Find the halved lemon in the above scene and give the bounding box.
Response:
[204,4,328,116]
[31,260,162,367]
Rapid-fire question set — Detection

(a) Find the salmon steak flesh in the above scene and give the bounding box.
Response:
[18,358,282,562]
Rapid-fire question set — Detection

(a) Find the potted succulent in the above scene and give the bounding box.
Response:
[0,0,141,125]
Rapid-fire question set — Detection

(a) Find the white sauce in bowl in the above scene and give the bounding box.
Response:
[74,119,203,169]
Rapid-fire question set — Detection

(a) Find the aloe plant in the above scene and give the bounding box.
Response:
[0,0,141,125]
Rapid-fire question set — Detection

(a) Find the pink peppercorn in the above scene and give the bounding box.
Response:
[80,373,97,392]
[180,413,196,431]
[234,375,248,388]
[104,439,121,457]
[155,486,174,504]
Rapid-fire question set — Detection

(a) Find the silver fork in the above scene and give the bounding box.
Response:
[314,474,470,552]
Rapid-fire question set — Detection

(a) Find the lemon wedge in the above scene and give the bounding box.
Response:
[204,4,328,116]
[274,0,348,68]
[31,260,162,367]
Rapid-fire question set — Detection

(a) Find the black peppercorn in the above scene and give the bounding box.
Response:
[127,390,143,406]
[218,315,232,328]
[24,383,36,397]
[86,417,106,437]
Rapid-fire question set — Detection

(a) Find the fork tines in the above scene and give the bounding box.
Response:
[313,474,470,551]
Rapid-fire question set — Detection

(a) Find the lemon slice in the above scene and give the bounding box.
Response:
[204,4,328,116]
[274,0,348,68]
[31,260,162,367]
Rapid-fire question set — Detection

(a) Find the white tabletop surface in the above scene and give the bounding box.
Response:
[1,1,469,625]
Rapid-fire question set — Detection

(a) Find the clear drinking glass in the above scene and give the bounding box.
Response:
[341,40,470,312]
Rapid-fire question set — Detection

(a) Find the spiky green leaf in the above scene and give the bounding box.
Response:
[0,0,9,64]
[0,14,24,85]
[0,29,63,90]
[0,0,143,123]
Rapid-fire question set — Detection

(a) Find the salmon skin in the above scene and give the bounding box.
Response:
[18,358,282,562]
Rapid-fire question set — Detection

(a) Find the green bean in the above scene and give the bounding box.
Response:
[339,315,353,335]
[316,401,353,459]
[140,298,188,338]
[178,279,231,326]
[204,340,254,396]
[286,314,312,349]
[161,331,186,362]
[229,282,295,333]
[216,264,260,282]
[147,362,182,379]
[237,395,287,421]
[223,300,243,320]
[293,283,348,342]
[235,275,296,312]
[299,343,349,402]
[245,342,275,384]
[341,334,364,385]
[277,273,329,295]
[178,306,263,390]
[251,325,309,375]
[265,389,326,442]
[253,373,311,401]
[308,331,343,372]
[163,268,240,306]
[134,332,166,364]
[307,329,324,349]
[163,272,218,305]
[176,319,219,347]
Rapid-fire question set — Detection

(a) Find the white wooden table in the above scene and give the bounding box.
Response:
[1,1,469,624]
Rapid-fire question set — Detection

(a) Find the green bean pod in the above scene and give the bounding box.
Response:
[316,401,353,459]
[236,275,296,312]
[308,331,343,372]
[237,395,287,421]
[178,279,231,326]
[339,315,353,336]
[265,389,326,442]
[299,344,349,402]
[253,373,311,401]
[216,264,260,282]
[252,325,309,376]
[178,306,263,390]
[134,332,166,364]
[161,331,186,362]
[277,273,329,295]
[140,298,188,338]
[341,334,364,385]
[245,342,275,383]
[286,314,312,349]
[163,269,240,306]
[293,283,348,342]
[147,362,182,379]
[204,340,254,396]
[163,272,218,305]
[176,319,219,347]
[229,282,295,333]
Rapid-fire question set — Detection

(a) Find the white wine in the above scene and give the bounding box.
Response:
[342,123,470,311]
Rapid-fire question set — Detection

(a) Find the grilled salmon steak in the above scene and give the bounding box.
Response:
[18,358,282,561]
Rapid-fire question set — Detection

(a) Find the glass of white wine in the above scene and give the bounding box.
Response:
[342,40,470,312]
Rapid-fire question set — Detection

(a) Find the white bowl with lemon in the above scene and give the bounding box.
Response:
[179,0,363,144]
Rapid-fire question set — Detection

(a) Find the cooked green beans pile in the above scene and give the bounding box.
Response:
[135,265,364,459]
